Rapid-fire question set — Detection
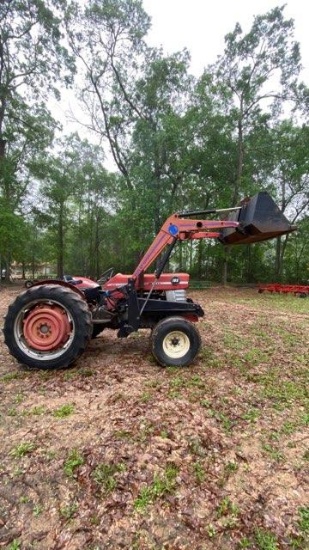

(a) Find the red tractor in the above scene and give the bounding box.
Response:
[3,192,295,370]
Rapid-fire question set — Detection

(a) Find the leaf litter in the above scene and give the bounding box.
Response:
[0,285,308,549]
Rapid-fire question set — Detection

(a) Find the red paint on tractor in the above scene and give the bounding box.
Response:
[104,273,190,292]
[23,305,71,350]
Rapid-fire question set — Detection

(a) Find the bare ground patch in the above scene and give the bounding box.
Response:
[0,285,308,549]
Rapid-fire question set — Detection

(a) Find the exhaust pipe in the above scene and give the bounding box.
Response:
[219,192,297,245]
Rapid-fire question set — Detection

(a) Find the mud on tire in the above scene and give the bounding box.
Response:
[3,284,92,370]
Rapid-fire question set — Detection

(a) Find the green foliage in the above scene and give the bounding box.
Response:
[0,0,74,276]
[53,403,75,418]
[0,204,28,264]
[254,528,279,549]
[59,502,78,519]
[63,449,84,477]
[10,442,36,458]
[298,506,309,534]
[284,217,309,283]
[0,1,307,284]
[92,462,126,493]
[134,464,179,510]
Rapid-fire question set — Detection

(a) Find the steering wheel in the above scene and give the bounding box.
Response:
[97,267,115,285]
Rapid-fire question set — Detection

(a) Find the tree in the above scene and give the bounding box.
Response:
[66,0,150,181]
[67,143,118,277]
[31,136,83,278]
[0,0,74,158]
[267,121,309,278]
[67,1,203,261]
[30,135,118,278]
[212,5,302,204]
[283,216,309,283]
[0,0,75,280]
[191,6,307,283]
[0,200,28,277]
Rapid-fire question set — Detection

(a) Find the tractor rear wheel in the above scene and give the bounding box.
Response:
[151,316,201,367]
[3,284,92,370]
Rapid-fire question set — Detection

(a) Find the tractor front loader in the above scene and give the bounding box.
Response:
[3,192,295,370]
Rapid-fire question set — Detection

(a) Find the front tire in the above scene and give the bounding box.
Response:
[3,285,92,370]
[151,316,201,367]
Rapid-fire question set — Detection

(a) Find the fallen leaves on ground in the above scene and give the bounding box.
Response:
[0,285,308,549]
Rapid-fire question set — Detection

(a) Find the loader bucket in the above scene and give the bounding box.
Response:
[219,191,296,245]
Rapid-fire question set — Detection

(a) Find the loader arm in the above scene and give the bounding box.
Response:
[132,214,240,280]
[132,191,296,280]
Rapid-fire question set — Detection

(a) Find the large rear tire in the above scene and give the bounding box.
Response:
[151,316,201,367]
[3,284,92,370]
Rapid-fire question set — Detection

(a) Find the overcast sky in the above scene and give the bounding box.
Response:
[55,0,308,142]
[142,0,309,81]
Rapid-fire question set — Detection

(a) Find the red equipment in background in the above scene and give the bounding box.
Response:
[258,283,309,297]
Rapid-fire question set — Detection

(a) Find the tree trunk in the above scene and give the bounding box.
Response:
[222,247,230,286]
[275,237,282,280]
[223,112,244,284]
[57,204,64,278]
[0,139,6,159]
[197,240,203,280]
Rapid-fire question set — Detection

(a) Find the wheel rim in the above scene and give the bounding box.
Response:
[23,305,71,350]
[14,299,75,360]
[162,330,190,359]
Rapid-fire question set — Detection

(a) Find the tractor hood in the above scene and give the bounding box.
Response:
[219,191,296,245]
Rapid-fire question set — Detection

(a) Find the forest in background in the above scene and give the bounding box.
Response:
[0,0,308,284]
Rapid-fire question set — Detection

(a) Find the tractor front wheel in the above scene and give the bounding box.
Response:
[151,316,201,367]
[3,284,92,370]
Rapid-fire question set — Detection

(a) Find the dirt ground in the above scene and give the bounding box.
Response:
[0,285,308,550]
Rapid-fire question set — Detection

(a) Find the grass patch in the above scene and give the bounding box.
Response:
[7,541,21,550]
[28,405,47,416]
[254,528,279,549]
[1,372,26,382]
[223,332,246,351]
[298,506,309,534]
[33,503,43,517]
[192,460,206,484]
[217,496,239,518]
[63,449,84,477]
[289,506,309,548]
[263,379,307,407]
[92,462,126,493]
[10,442,36,458]
[59,502,78,519]
[257,294,309,314]
[242,347,269,365]
[242,408,261,423]
[134,464,179,511]
[13,393,24,404]
[53,403,75,418]
[261,442,285,462]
